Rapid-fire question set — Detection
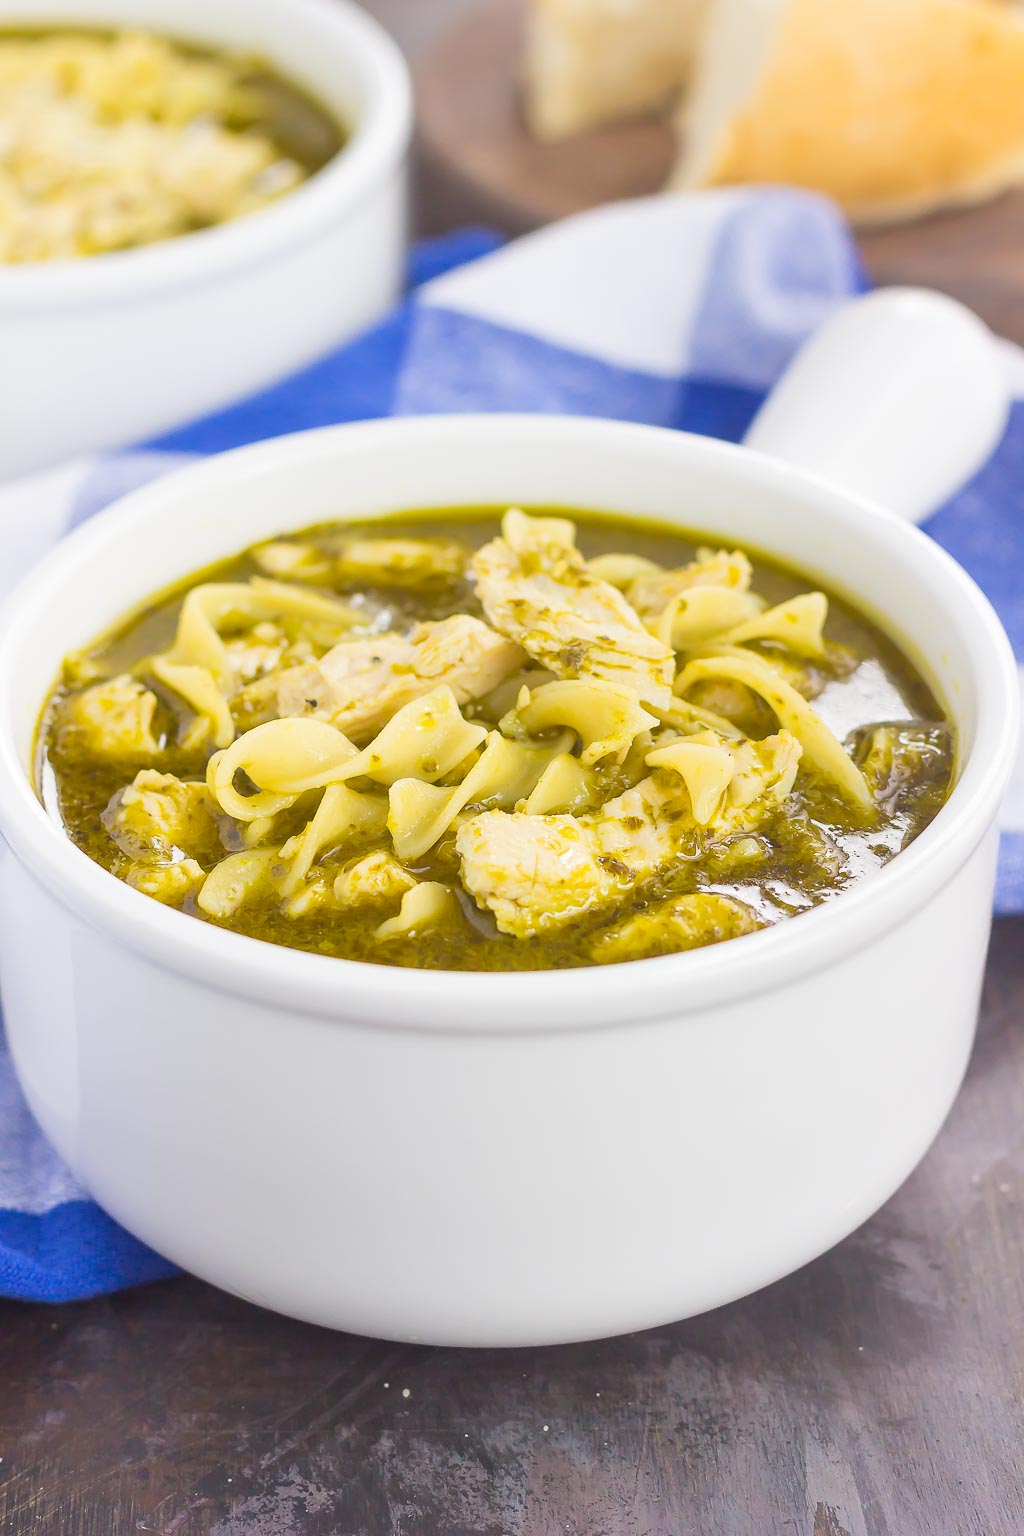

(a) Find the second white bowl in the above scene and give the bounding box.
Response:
[0,0,411,481]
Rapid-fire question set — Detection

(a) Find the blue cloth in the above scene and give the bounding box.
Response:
[1,191,1021,1303]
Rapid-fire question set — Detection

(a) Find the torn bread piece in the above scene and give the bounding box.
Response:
[525,0,711,139]
[671,0,1024,223]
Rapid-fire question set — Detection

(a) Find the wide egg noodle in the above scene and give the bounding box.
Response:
[645,739,738,825]
[712,592,829,659]
[584,552,662,590]
[166,579,361,689]
[209,718,359,821]
[649,584,765,649]
[149,656,236,749]
[655,697,747,740]
[387,729,571,862]
[376,882,458,941]
[333,687,487,788]
[674,651,872,808]
[503,678,657,766]
[522,752,601,815]
[208,686,487,823]
[279,784,389,895]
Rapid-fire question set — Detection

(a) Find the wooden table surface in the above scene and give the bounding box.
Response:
[3,6,1023,1534]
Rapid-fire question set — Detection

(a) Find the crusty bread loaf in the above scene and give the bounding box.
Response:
[669,0,1024,223]
[524,0,710,140]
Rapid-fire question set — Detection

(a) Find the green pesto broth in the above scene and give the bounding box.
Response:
[37,509,955,971]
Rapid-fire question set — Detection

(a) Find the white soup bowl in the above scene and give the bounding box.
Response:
[0,382,1017,1344]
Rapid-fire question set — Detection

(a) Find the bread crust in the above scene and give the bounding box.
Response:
[672,0,1024,224]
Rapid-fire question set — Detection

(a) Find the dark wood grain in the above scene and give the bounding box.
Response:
[2,917,1022,1536]
[415,0,677,235]
[3,5,1024,1533]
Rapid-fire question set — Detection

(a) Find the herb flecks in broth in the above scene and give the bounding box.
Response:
[38,509,954,971]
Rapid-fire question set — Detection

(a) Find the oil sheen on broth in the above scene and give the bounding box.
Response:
[38,510,955,971]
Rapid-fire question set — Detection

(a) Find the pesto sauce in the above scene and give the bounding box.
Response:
[38,509,955,971]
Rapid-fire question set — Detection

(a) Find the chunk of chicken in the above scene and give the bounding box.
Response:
[589,892,761,963]
[278,849,413,920]
[250,541,333,584]
[254,536,469,589]
[457,810,603,937]
[56,676,160,760]
[627,547,753,619]
[330,537,469,588]
[472,511,674,709]
[856,722,953,807]
[333,849,417,908]
[102,770,222,867]
[457,732,800,937]
[222,622,293,686]
[275,616,525,744]
[126,857,206,906]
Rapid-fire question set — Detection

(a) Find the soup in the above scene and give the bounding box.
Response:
[0,29,344,262]
[37,509,955,970]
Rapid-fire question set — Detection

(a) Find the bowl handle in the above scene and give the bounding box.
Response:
[743,287,1010,525]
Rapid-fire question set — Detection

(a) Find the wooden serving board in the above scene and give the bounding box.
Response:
[415,0,1024,345]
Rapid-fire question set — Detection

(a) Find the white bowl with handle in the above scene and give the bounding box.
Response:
[0,291,1017,1346]
[0,0,411,481]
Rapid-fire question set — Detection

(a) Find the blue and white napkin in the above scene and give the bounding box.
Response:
[1,190,1022,1303]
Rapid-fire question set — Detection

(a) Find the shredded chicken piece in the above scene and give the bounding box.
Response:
[56,676,160,761]
[472,511,675,709]
[457,731,800,937]
[589,892,761,963]
[222,625,292,686]
[457,811,602,937]
[275,616,524,743]
[332,849,416,908]
[331,537,468,587]
[627,547,754,618]
[254,536,469,588]
[126,858,206,905]
[102,770,222,866]
[856,722,953,806]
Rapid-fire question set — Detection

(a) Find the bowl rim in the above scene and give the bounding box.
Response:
[0,0,412,310]
[0,414,1018,1034]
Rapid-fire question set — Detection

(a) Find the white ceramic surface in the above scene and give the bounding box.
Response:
[0,0,411,481]
[744,288,1011,524]
[0,368,1017,1344]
